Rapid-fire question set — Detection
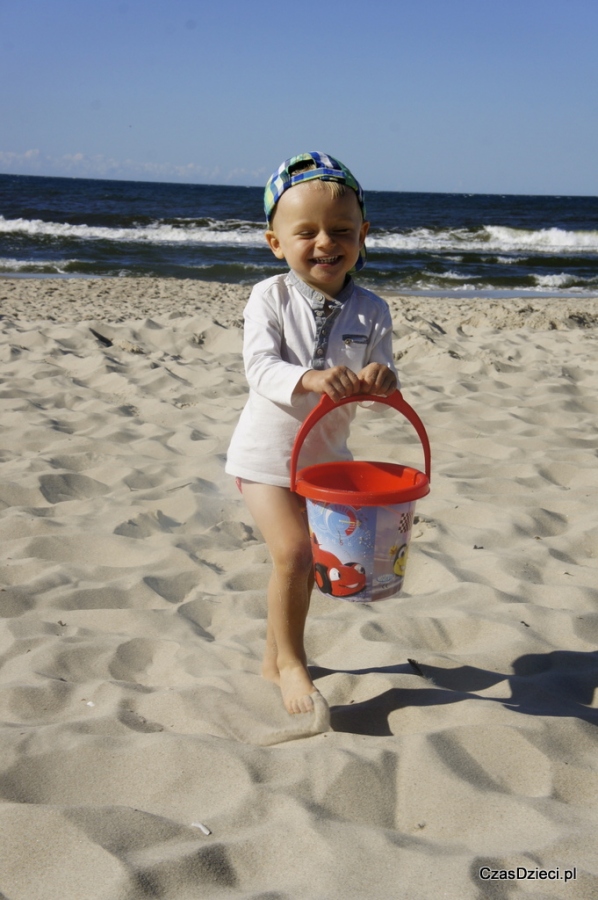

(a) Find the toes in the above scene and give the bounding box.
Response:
[288,692,316,715]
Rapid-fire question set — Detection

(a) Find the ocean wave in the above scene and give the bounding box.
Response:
[0,215,266,247]
[533,272,598,290]
[2,253,596,294]
[421,269,472,282]
[0,255,276,281]
[0,256,72,274]
[3,215,598,256]
[368,225,598,254]
[484,225,598,252]
[383,267,598,294]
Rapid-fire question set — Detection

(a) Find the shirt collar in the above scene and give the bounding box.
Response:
[286,270,354,311]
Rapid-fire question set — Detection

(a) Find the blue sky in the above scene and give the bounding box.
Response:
[1,0,597,195]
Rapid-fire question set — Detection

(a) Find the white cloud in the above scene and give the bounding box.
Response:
[0,149,41,167]
[0,148,261,184]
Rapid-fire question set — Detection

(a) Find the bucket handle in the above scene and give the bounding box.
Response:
[290,390,431,491]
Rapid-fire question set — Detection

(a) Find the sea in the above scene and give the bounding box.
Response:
[1,172,597,297]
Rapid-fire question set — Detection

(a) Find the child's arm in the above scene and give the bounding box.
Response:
[243,287,311,406]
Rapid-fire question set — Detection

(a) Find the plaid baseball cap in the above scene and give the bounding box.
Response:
[264,151,367,271]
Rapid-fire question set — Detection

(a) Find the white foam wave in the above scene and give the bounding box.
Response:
[0,256,70,273]
[411,272,598,293]
[485,225,598,252]
[422,269,471,281]
[368,225,598,254]
[367,228,469,252]
[533,273,575,289]
[3,214,598,257]
[533,273,598,290]
[0,216,266,247]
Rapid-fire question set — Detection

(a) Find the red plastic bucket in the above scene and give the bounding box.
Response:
[290,391,431,602]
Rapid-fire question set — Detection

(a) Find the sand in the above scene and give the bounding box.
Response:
[0,276,597,899]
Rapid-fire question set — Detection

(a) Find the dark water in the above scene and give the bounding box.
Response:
[1,173,597,295]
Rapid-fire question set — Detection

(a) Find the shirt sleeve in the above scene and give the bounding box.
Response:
[243,284,311,407]
[366,304,400,385]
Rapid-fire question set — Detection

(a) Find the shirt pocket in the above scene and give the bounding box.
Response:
[339,332,370,369]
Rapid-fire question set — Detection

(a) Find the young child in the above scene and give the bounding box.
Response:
[225,152,398,715]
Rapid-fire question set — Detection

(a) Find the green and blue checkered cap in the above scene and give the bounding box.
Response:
[264,152,367,271]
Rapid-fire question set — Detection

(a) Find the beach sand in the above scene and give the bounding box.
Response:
[1,277,597,899]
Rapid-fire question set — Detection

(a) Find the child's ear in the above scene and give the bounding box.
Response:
[265,230,286,260]
[359,220,370,246]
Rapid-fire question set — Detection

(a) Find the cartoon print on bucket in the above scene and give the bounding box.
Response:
[311,533,367,598]
[307,499,416,602]
[308,501,373,601]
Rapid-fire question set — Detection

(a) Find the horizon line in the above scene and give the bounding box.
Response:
[1,170,597,200]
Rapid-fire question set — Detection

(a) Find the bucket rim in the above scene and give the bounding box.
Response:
[295,460,430,506]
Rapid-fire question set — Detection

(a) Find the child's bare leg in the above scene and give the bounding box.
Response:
[241,481,316,714]
[262,560,315,684]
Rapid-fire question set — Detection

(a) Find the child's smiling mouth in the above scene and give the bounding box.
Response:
[312,255,342,266]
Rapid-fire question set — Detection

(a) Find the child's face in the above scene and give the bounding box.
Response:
[265,181,369,297]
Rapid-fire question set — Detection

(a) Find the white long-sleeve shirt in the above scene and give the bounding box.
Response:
[225,271,398,487]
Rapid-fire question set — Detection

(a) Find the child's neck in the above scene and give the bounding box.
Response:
[293,271,351,304]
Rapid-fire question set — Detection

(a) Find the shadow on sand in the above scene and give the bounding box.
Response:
[310,650,598,736]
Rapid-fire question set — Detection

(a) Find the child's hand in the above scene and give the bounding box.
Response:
[300,366,361,402]
[358,363,397,396]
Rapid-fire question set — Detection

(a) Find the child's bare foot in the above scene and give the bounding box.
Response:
[262,660,317,714]
[279,664,318,714]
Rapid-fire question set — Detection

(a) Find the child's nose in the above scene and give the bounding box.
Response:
[316,230,336,249]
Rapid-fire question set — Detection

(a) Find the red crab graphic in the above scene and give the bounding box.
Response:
[310,533,367,598]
